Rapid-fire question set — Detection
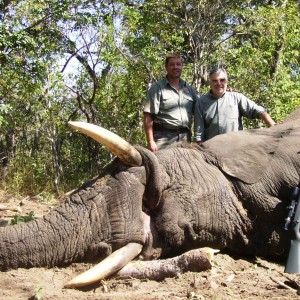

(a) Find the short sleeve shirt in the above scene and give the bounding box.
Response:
[194,91,265,141]
[144,77,198,129]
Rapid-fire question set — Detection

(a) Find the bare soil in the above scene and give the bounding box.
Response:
[0,192,300,300]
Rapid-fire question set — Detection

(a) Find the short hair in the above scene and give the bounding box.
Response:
[165,53,182,65]
[209,67,228,78]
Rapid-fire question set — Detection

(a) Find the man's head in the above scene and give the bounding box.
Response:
[209,67,228,98]
[165,53,183,80]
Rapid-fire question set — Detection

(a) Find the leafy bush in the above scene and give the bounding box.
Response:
[8,211,36,225]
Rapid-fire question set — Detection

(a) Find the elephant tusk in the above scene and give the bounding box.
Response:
[68,121,143,167]
[64,243,143,288]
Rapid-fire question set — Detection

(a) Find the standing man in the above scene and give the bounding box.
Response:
[143,53,198,152]
[194,67,275,143]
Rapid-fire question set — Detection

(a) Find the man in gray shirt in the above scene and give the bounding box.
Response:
[194,67,275,143]
[144,53,198,151]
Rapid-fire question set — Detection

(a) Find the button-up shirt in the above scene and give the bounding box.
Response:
[144,77,198,129]
[194,91,265,141]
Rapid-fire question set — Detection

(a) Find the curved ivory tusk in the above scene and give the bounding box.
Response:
[64,243,143,288]
[68,121,143,167]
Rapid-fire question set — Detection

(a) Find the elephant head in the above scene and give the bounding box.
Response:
[0,108,299,288]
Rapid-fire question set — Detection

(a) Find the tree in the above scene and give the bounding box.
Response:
[0,0,299,195]
[221,0,300,125]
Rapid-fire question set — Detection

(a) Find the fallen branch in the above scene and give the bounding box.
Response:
[0,205,21,213]
[270,277,297,292]
[114,247,219,281]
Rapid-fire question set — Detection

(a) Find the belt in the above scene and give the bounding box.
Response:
[153,124,190,133]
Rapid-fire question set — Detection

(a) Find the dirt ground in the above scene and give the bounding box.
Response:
[0,192,300,300]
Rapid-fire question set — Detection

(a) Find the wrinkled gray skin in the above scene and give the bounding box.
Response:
[0,109,300,271]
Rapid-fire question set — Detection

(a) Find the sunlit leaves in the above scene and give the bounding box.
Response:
[0,0,299,195]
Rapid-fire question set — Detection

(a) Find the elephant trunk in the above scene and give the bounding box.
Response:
[0,203,90,270]
[0,169,146,270]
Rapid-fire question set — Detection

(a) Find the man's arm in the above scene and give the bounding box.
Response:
[143,112,157,152]
[194,99,205,144]
[259,111,276,127]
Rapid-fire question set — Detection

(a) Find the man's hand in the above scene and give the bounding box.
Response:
[147,140,158,152]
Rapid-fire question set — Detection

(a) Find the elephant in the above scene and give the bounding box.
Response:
[0,108,299,288]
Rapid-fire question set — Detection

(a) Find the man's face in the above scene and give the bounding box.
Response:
[209,71,228,98]
[165,57,183,80]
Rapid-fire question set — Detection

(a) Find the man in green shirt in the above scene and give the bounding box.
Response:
[143,54,198,152]
[194,67,275,143]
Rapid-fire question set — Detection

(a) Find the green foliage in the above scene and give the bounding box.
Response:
[32,285,43,300]
[0,103,11,127]
[212,0,300,124]
[0,0,299,196]
[8,211,36,225]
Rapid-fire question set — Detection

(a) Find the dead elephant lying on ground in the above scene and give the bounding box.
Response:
[0,108,299,288]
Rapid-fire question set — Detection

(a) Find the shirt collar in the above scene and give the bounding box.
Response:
[164,76,186,88]
[209,90,226,99]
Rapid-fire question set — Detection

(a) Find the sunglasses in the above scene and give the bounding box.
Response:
[211,78,227,84]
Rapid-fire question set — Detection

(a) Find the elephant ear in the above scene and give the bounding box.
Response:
[202,129,280,184]
[202,108,300,183]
